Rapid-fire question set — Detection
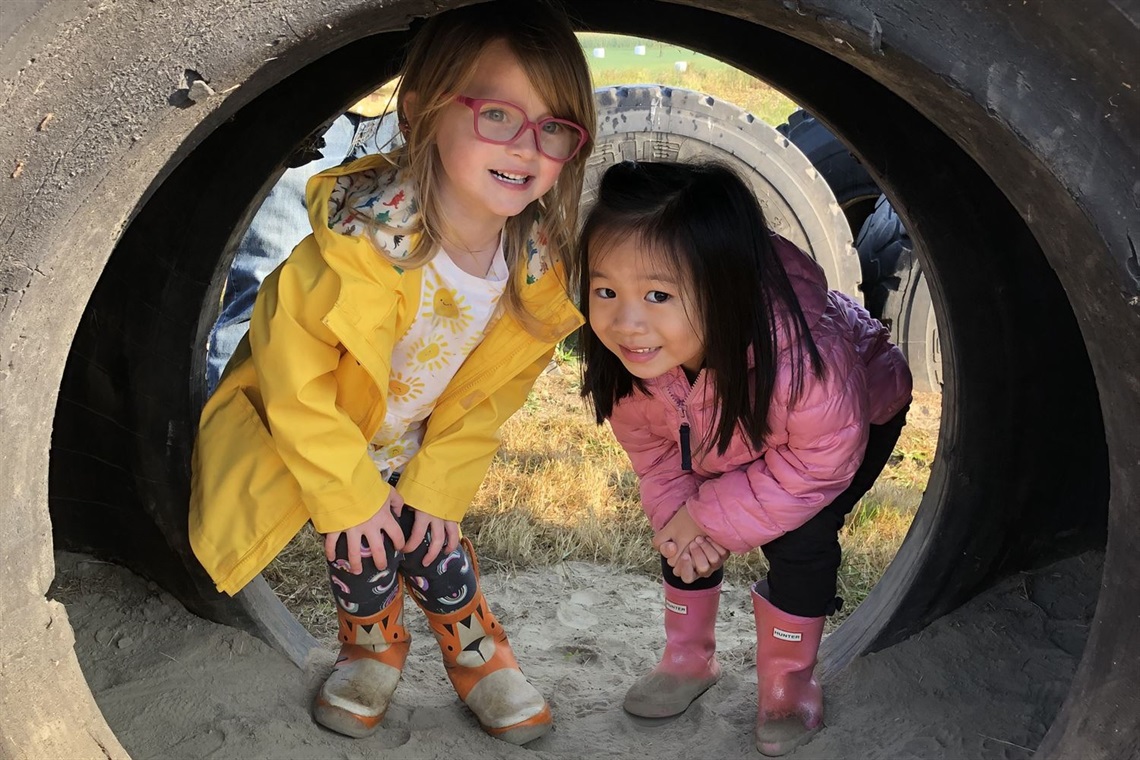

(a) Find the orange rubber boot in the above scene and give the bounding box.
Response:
[415,540,551,745]
[624,582,721,717]
[751,581,826,756]
[313,584,409,738]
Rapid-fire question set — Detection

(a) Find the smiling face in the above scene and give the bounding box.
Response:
[430,39,567,234]
[587,234,705,380]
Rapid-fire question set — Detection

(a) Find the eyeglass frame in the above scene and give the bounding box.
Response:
[454,95,589,163]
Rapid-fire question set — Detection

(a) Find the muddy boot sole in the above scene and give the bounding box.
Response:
[755,718,823,757]
[313,699,384,739]
[623,668,720,718]
[483,703,553,745]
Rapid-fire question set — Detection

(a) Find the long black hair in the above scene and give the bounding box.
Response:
[577,161,824,456]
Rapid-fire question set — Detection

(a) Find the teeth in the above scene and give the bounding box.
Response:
[492,170,528,184]
[629,347,655,353]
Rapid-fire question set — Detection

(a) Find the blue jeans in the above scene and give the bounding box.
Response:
[205,113,398,394]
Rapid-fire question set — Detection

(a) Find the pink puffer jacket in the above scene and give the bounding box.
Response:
[607,235,912,553]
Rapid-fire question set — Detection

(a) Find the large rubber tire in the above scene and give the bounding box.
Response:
[589,86,862,300]
[777,108,880,236]
[781,115,941,390]
[883,266,939,393]
[856,194,941,392]
[1,2,1136,758]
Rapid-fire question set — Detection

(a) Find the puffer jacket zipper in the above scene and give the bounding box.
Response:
[663,368,704,471]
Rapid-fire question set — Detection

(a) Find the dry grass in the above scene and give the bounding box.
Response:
[265,357,940,639]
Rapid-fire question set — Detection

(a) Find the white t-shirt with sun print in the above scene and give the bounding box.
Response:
[368,242,509,479]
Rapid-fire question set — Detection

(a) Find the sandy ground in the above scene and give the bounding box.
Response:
[51,550,1099,759]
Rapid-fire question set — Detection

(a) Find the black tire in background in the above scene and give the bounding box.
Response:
[778,110,942,392]
[883,259,940,393]
[778,108,880,238]
[1,1,1136,758]
[856,194,941,392]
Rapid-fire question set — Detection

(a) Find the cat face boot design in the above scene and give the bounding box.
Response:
[313,581,409,738]
[751,581,826,756]
[624,582,722,718]
[414,540,552,745]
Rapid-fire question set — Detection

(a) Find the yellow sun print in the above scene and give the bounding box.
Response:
[422,276,473,330]
[434,288,459,319]
[372,421,400,448]
[458,333,484,357]
[408,336,453,372]
[388,372,425,402]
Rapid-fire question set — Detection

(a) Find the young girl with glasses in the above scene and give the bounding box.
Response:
[190,2,594,744]
[577,161,912,756]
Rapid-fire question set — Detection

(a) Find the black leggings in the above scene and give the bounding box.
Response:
[664,406,909,617]
[327,503,478,617]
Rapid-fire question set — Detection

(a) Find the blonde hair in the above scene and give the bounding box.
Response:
[375,2,595,336]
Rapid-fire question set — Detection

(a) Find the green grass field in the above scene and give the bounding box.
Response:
[577,33,798,127]
[578,33,737,73]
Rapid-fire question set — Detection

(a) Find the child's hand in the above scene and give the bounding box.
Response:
[662,536,729,583]
[323,487,406,574]
[404,510,461,567]
[652,505,704,566]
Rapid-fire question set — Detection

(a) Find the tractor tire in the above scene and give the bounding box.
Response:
[778,108,880,236]
[856,194,941,392]
[590,85,862,300]
[882,259,940,394]
[1,2,1136,758]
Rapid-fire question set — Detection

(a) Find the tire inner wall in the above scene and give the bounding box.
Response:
[48,0,1107,659]
[2,0,1121,756]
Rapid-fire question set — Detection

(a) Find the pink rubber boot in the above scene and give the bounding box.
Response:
[623,582,722,718]
[751,581,826,756]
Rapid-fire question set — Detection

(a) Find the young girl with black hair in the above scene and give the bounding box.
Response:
[578,161,911,756]
[190,2,595,744]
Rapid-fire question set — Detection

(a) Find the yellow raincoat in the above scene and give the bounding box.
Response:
[189,155,582,595]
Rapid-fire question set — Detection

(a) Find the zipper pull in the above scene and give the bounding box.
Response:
[680,422,692,471]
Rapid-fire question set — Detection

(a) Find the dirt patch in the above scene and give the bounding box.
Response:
[51,550,1098,759]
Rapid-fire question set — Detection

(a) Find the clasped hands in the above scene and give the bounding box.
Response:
[322,486,461,574]
[652,504,729,584]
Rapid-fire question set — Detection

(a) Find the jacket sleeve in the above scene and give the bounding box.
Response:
[608,394,701,532]
[250,239,392,534]
[397,348,553,523]
[687,352,870,553]
[834,290,913,424]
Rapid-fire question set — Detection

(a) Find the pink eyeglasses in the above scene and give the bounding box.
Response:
[455,96,589,162]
